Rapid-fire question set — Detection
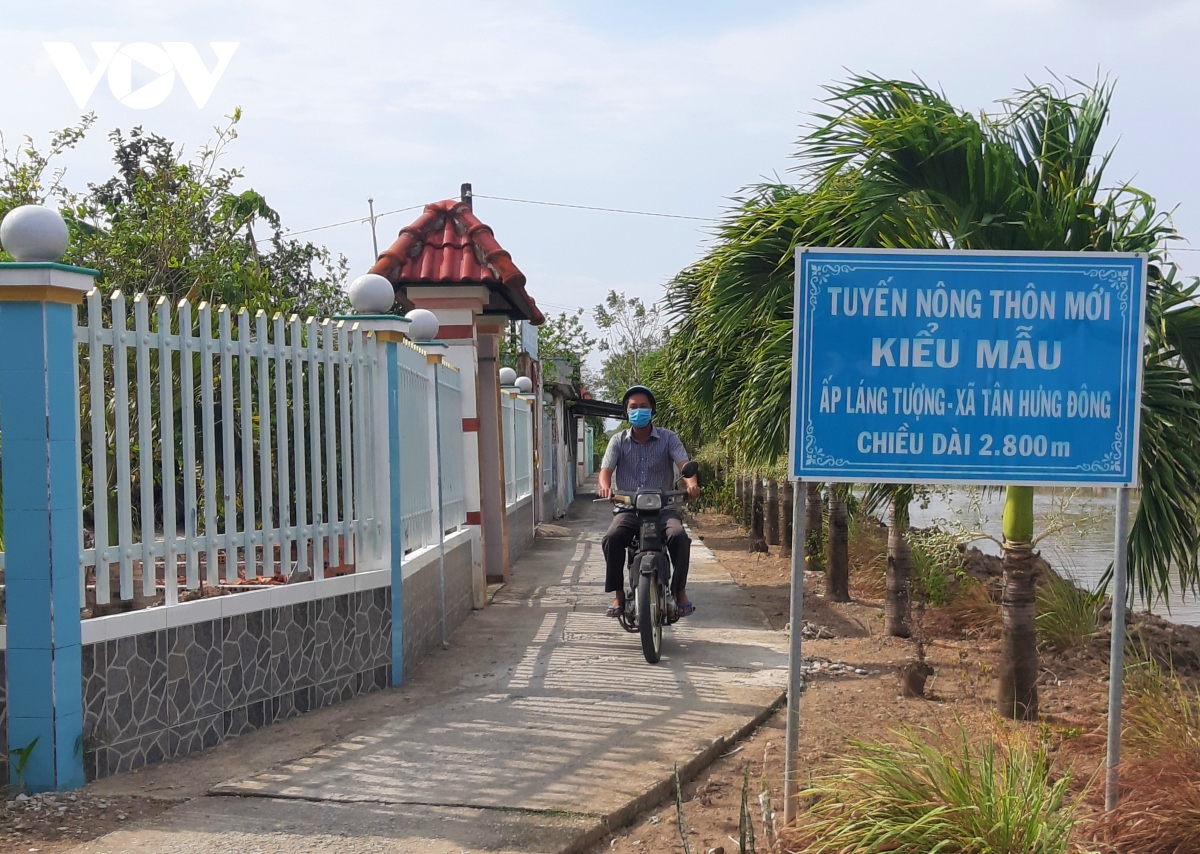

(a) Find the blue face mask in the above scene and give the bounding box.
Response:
[628,408,653,428]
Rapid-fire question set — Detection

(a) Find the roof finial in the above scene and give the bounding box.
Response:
[461,183,473,210]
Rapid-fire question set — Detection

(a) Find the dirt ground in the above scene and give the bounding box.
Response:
[586,509,1142,854]
[0,792,174,854]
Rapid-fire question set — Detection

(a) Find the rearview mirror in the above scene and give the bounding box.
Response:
[680,461,699,479]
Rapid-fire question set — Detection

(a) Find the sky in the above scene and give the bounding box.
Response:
[3,0,1200,350]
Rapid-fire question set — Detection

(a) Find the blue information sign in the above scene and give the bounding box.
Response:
[790,249,1147,486]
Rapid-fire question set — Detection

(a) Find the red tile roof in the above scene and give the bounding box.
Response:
[370,199,544,325]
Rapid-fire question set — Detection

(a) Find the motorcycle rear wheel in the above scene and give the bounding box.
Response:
[637,570,662,663]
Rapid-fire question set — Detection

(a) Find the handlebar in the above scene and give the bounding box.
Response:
[594,490,690,504]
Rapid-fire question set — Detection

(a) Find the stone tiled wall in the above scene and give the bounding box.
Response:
[507,497,536,566]
[0,533,480,786]
[401,536,476,677]
[80,588,391,780]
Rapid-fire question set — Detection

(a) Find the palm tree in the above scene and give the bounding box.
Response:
[658,180,903,612]
[886,492,913,638]
[827,485,851,602]
[803,74,1200,719]
[865,484,914,637]
[805,482,824,572]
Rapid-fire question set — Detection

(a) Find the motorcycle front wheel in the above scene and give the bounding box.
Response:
[637,570,662,664]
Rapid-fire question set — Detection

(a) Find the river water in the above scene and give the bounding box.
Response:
[904,488,1200,626]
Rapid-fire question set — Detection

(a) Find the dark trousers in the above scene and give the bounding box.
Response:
[602,509,691,595]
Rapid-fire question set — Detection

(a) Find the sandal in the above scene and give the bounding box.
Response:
[677,602,696,618]
[606,603,624,618]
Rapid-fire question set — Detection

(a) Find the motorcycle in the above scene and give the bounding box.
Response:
[603,461,699,663]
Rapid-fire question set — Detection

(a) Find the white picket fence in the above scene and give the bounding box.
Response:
[541,405,553,494]
[501,392,534,508]
[0,289,516,621]
[514,396,533,499]
[77,291,389,607]
[396,341,435,554]
[435,363,468,532]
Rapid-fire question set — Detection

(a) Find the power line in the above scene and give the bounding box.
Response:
[254,191,717,247]
[539,300,588,312]
[473,193,717,222]
[256,203,425,243]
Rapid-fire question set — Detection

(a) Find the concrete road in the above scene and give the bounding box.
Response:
[68,497,787,853]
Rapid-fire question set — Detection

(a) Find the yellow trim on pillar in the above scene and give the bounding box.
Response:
[426,353,443,364]
[374,330,408,343]
[0,285,87,305]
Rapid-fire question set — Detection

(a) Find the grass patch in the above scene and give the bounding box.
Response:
[1035,570,1099,653]
[1094,657,1200,852]
[938,578,1002,639]
[788,721,1080,854]
[847,512,887,598]
[1122,654,1200,759]
[910,535,957,607]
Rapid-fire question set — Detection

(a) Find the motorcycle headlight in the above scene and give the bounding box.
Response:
[635,492,663,511]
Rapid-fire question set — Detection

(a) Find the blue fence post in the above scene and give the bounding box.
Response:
[0,206,96,792]
[340,273,411,687]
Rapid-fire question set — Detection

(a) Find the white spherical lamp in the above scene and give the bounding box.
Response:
[348,273,396,314]
[499,367,518,386]
[515,375,533,393]
[0,205,69,262]
[405,308,440,341]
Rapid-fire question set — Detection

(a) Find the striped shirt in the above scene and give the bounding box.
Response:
[601,426,689,493]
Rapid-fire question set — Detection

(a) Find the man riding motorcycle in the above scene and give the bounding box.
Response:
[597,385,701,618]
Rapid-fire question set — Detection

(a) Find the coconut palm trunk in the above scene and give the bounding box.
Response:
[997,486,1039,719]
[827,486,850,602]
[750,476,768,553]
[806,482,824,571]
[885,494,912,638]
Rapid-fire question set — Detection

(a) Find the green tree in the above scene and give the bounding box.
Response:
[0,113,96,217]
[658,181,852,457]
[500,308,598,382]
[2,111,349,317]
[1,112,353,547]
[594,290,666,403]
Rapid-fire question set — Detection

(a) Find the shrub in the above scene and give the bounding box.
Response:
[940,578,1003,638]
[1093,657,1200,853]
[911,536,956,607]
[847,513,887,598]
[789,722,1079,854]
[1036,571,1099,653]
[1122,654,1200,759]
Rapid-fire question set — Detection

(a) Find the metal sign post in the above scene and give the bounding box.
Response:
[1105,487,1131,810]
[783,486,806,824]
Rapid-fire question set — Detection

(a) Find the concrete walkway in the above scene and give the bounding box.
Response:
[67,496,788,853]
